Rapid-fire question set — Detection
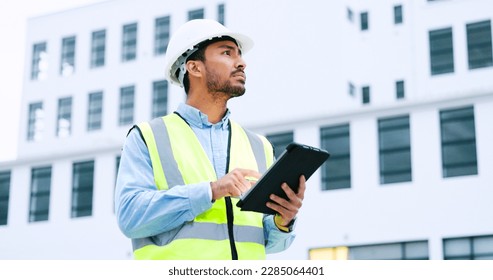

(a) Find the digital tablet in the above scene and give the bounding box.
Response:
[236,142,330,215]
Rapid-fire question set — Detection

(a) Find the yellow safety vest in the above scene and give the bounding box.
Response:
[132,113,274,260]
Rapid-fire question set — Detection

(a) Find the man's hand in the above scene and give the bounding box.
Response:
[210,168,262,200]
[266,175,306,227]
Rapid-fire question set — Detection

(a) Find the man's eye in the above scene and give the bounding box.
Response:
[223,51,231,55]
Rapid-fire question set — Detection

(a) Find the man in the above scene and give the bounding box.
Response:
[115,19,305,260]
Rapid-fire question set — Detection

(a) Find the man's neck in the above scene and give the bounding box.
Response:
[186,91,229,124]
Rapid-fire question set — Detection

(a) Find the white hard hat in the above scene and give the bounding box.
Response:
[164,19,254,87]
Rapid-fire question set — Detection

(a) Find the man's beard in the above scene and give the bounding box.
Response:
[205,67,246,98]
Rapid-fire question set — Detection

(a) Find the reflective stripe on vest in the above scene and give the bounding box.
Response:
[132,113,273,260]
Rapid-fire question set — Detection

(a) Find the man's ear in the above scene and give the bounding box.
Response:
[186,60,202,79]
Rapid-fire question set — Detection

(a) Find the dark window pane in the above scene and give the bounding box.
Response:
[188,9,204,20]
[266,131,294,159]
[360,12,368,31]
[429,27,454,75]
[467,20,493,69]
[362,86,370,104]
[29,166,52,222]
[217,4,225,25]
[0,171,11,226]
[72,161,95,218]
[31,42,47,80]
[154,17,170,55]
[60,36,76,76]
[396,80,405,99]
[152,81,168,118]
[88,91,103,131]
[440,106,477,178]
[378,116,412,184]
[57,97,72,138]
[119,86,135,125]
[320,124,350,190]
[91,30,106,68]
[394,5,403,24]
[122,23,137,62]
[27,102,43,141]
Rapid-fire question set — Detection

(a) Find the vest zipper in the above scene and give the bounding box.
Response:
[225,120,238,260]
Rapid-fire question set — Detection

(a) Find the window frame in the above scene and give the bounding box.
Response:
[29,166,52,223]
[71,160,95,218]
[320,124,351,190]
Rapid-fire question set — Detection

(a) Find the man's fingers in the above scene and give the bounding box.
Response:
[235,168,262,180]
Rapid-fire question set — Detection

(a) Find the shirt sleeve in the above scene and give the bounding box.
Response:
[263,215,296,254]
[114,128,213,239]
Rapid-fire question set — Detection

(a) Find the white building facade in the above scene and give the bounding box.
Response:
[1,0,492,260]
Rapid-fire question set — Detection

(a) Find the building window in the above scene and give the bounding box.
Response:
[116,155,121,178]
[29,166,52,222]
[351,241,428,260]
[60,36,76,76]
[72,160,94,218]
[429,27,454,75]
[444,235,493,260]
[347,7,353,22]
[90,30,106,68]
[119,85,135,126]
[27,102,44,142]
[362,86,370,104]
[31,42,47,80]
[0,171,11,226]
[152,80,168,118]
[360,12,369,31]
[440,106,477,178]
[396,80,405,99]
[87,91,103,131]
[122,23,137,62]
[266,131,294,159]
[466,20,493,70]
[320,124,351,190]
[378,115,412,184]
[218,4,225,25]
[394,5,403,24]
[188,8,204,20]
[154,16,170,55]
[348,82,355,96]
[57,97,72,138]
[310,241,428,260]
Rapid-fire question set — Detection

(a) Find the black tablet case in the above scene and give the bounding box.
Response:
[236,142,330,215]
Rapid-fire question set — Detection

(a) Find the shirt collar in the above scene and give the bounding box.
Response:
[176,103,230,130]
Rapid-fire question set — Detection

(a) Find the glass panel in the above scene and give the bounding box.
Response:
[60,36,76,76]
[429,28,454,75]
[266,132,293,159]
[350,243,402,260]
[72,161,94,218]
[91,30,106,68]
[122,23,137,62]
[57,97,72,137]
[218,4,225,25]
[473,236,493,255]
[188,9,204,20]
[152,80,168,118]
[31,42,48,80]
[29,167,52,222]
[404,241,429,259]
[360,12,368,30]
[119,86,135,125]
[154,17,170,55]
[88,91,103,131]
[444,238,471,258]
[321,124,350,190]
[467,20,493,69]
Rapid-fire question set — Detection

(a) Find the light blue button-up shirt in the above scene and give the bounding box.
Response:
[115,103,295,254]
